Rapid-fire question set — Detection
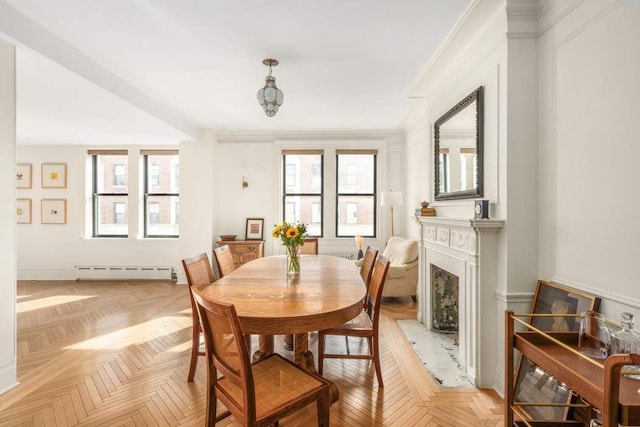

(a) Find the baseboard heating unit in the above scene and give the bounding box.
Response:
[334,253,356,261]
[75,266,173,280]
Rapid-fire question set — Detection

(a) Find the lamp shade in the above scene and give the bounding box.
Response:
[381,191,403,207]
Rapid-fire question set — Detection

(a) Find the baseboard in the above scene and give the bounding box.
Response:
[0,358,17,396]
[17,269,76,280]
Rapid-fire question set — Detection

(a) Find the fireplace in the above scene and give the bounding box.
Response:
[431,264,459,332]
[415,216,503,388]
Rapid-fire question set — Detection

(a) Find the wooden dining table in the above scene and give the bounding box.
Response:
[198,254,365,373]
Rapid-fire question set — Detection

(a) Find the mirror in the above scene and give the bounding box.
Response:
[434,86,484,200]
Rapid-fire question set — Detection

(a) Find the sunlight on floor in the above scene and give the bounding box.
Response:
[17,295,96,313]
[65,316,190,350]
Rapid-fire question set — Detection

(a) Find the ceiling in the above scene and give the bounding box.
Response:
[0,0,473,145]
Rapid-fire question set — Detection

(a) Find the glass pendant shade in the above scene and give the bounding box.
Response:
[257,75,284,117]
[257,59,284,117]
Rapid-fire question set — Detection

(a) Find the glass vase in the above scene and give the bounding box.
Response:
[286,245,301,275]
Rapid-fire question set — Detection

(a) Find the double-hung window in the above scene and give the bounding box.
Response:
[282,150,323,237]
[336,150,376,237]
[91,150,128,237]
[142,150,179,237]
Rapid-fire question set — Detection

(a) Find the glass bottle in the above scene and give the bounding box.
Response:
[610,312,638,354]
[610,312,640,380]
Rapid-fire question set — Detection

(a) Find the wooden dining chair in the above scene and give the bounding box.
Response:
[318,255,390,387]
[359,246,378,306]
[213,245,236,278]
[181,253,215,382]
[300,238,319,255]
[191,287,332,427]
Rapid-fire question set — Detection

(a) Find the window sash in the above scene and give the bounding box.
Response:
[336,152,376,238]
[92,154,128,238]
[143,154,179,238]
[282,153,323,237]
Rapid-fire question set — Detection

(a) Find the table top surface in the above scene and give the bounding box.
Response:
[198,255,366,335]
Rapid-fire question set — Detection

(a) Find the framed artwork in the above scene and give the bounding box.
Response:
[529,280,600,333]
[41,199,67,224]
[16,163,32,189]
[41,163,67,188]
[16,199,32,224]
[245,218,264,240]
[514,356,573,421]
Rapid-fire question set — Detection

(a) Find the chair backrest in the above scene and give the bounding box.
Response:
[365,255,391,326]
[382,236,418,265]
[182,253,215,288]
[191,287,256,422]
[359,246,379,288]
[300,238,319,255]
[214,245,236,278]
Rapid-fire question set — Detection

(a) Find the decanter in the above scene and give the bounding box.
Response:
[610,312,640,380]
[610,312,639,354]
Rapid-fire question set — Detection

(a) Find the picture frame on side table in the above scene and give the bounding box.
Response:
[41,163,67,188]
[16,163,32,189]
[245,218,264,240]
[16,199,32,224]
[41,199,67,224]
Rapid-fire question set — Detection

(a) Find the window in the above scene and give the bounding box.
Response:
[151,164,160,186]
[336,150,376,237]
[91,150,128,237]
[143,150,179,237]
[282,150,323,237]
[113,202,126,224]
[113,164,125,186]
[149,202,159,224]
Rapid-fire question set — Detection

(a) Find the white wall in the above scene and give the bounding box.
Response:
[0,41,18,394]
[16,145,179,280]
[537,0,640,320]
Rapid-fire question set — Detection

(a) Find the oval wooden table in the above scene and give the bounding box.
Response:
[198,255,365,372]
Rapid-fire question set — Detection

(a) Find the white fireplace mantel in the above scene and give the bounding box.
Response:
[414,215,504,388]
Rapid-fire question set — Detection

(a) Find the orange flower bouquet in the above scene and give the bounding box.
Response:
[272,221,307,274]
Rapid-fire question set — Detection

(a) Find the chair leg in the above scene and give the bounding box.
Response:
[316,388,331,426]
[411,295,417,302]
[188,325,199,382]
[345,336,350,354]
[372,335,384,387]
[318,333,325,375]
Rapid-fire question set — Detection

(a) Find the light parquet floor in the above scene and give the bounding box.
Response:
[1,280,504,426]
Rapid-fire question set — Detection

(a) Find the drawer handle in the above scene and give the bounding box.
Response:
[249,247,255,250]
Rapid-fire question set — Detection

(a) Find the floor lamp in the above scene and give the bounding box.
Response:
[381,190,403,237]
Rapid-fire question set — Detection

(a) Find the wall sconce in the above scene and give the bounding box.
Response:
[242,177,249,189]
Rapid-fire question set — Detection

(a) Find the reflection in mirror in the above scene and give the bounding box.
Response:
[434,87,483,200]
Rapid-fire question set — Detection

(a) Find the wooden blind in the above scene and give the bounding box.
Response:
[139,149,179,155]
[87,149,128,155]
[460,148,477,154]
[281,149,324,155]
[335,149,378,155]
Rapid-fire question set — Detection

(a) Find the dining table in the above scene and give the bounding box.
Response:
[198,254,366,374]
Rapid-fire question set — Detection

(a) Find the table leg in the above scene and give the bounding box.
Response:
[293,333,339,404]
[252,335,274,363]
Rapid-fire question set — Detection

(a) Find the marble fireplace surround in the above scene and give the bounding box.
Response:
[415,216,504,388]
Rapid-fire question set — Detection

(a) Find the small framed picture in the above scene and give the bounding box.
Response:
[529,280,600,332]
[16,199,32,224]
[41,199,67,224]
[41,163,67,188]
[514,356,573,421]
[16,163,32,189]
[245,218,264,240]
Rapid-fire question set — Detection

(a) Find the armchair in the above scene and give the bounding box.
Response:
[380,236,418,301]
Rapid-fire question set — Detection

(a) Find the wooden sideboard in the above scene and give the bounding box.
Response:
[505,310,640,427]
[215,240,264,270]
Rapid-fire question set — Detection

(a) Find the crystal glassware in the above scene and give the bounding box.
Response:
[578,311,611,359]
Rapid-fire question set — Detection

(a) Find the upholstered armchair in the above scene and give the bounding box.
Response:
[380,236,418,301]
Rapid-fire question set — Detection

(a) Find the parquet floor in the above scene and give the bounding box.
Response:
[0,280,504,426]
